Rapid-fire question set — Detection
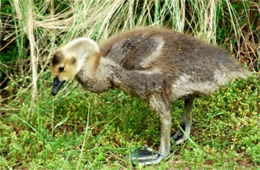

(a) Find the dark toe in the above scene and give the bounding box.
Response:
[130,147,166,165]
[131,147,159,161]
[134,155,164,166]
[172,133,184,140]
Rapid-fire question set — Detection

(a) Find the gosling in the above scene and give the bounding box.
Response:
[51,27,249,165]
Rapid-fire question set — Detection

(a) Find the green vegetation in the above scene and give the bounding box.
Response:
[0,0,259,169]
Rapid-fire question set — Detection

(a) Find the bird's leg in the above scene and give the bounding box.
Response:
[131,96,172,166]
[172,97,194,145]
[159,111,172,156]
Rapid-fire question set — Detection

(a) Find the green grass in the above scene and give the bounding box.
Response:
[1,73,259,169]
[0,0,259,169]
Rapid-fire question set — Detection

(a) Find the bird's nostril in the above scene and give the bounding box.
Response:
[54,77,59,86]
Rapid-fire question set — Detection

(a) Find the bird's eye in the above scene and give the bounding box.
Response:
[59,66,65,72]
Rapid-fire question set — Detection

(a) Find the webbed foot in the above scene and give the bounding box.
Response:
[130,147,166,166]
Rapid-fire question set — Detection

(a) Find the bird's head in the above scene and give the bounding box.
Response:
[51,38,100,96]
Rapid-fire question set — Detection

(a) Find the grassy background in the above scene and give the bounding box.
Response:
[0,0,259,169]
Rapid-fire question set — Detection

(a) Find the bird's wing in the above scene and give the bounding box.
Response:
[120,36,163,70]
[103,34,164,70]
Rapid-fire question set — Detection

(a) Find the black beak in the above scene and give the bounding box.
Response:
[52,77,65,96]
